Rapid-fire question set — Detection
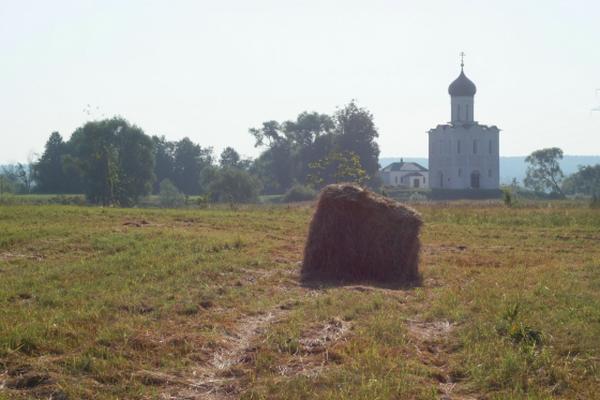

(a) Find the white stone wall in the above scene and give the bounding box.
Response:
[386,171,428,188]
[428,124,500,190]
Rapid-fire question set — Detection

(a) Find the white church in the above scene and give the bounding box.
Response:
[428,58,500,190]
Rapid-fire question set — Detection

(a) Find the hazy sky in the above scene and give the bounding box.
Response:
[2,0,599,164]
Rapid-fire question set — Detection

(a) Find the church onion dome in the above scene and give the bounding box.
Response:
[448,69,477,97]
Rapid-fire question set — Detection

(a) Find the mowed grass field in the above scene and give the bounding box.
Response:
[1,202,599,399]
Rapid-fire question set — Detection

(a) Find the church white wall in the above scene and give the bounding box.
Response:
[428,125,499,190]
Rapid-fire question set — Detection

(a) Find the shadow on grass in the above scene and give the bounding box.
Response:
[299,272,423,291]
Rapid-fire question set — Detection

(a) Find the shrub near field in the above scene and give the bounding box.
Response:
[0,202,599,399]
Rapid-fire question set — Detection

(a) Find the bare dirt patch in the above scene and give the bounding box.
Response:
[122,219,152,227]
[274,317,352,378]
[163,310,285,400]
[0,370,63,399]
[158,307,351,398]
[0,252,44,262]
[299,317,351,355]
[407,319,453,343]
[406,319,477,400]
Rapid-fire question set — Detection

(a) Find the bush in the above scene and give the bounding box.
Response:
[502,187,514,207]
[407,191,427,202]
[0,176,16,196]
[195,194,210,208]
[159,179,185,207]
[50,195,86,206]
[208,168,261,203]
[0,194,16,205]
[283,185,316,203]
[591,193,600,209]
[496,302,543,347]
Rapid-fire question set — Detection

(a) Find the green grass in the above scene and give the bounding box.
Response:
[0,193,284,207]
[0,194,86,206]
[0,202,599,399]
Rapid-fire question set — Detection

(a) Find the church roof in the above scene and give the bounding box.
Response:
[427,123,500,133]
[448,68,477,97]
[381,161,428,172]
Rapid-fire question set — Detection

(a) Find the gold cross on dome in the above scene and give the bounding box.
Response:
[460,52,466,69]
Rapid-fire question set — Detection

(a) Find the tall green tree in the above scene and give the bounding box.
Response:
[172,137,213,195]
[251,141,294,194]
[562,164,600,195]
[249,121,283,147]
[15,163,34,194]
[0,173,13,196]
[220,147,241,168]
[34,132,67,193]
[282,111,334,147]
[249,103,381,193]
[59,152,85,194]
[116,126,155,206]
[524,147,565,196]
[0,166,19,194]
[283,112,335,182]
[70,120,118,204]
[308,150,367,187]
[333,101,380,180]
[70,118,155,205]
[249,112,335,193]
[152,136,176,193]
[2,163,34,194]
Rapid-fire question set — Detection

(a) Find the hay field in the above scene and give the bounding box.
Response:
[1,202,599,399]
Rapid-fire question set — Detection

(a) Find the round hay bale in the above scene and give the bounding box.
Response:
[302,183,422,284]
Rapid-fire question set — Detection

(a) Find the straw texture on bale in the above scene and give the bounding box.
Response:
[302,184,422,284]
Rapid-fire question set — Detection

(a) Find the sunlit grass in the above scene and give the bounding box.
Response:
[0,202,599,399]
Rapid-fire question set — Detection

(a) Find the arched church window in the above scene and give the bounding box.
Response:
[488,169,492,178]
[466,104,470,120]
[456,105,461,121]
[458,168,462,177]
[473,140,477,154]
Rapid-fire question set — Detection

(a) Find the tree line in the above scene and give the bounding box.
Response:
[2,103,599,204]
[249,101,379,194]
[1,101,380,205]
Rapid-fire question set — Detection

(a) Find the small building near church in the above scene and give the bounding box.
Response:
[428,57,500,191]
[380,160,429,188]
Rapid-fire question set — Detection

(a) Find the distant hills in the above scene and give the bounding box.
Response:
[380,156,600,185]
